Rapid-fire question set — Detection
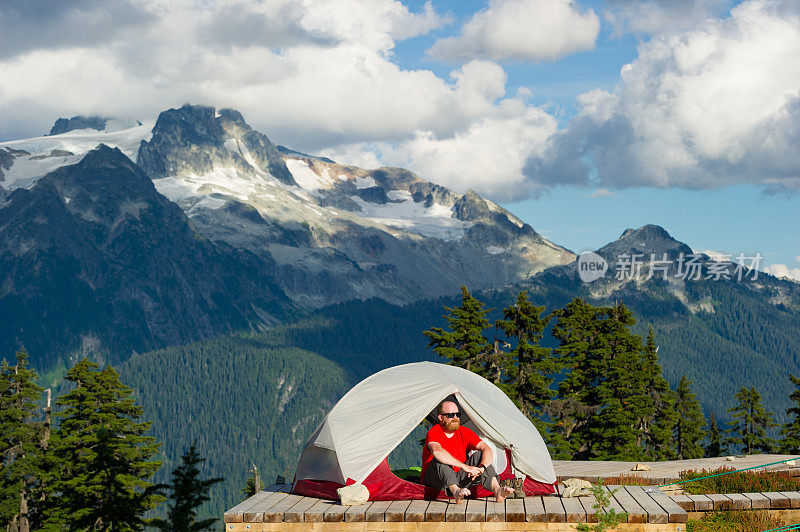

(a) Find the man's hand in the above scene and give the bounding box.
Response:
[462,464,482,479]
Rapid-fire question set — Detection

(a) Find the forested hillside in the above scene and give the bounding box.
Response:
[118,277,800,517]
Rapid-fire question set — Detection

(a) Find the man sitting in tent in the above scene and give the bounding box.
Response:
[421,400,516,503]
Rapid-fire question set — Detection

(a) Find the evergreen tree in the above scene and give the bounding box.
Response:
[44,358,163,531]
[639,329,677,460]
[550,299,650,461]
[589,303,649,461]
[0,348,45,532]
[152,442,223,532]
[673,375,707,459]
[780,374,800,454]
[240,465,262,500]
[424,286,494,377]
[725,386,778,454]
[548,298,605,459]
[705,413,724,457]
[496,290,558,430]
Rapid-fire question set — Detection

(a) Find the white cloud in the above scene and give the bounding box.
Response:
[603,0,732,36]
[327,93,558,201]
[0,0,566,203]
[763,256,800,282]
[428,0,599,63]
[527,0,800,192]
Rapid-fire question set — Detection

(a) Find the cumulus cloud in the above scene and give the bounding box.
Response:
[0,0,154,59]
[0,0,568,203]
[526,0,800,192]
[603,0,732,36]
[428,0,599,63]
[763,256,800,282]
[0,0,483,145]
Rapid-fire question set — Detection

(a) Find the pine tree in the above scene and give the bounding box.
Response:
[725,386,778,455]
[639,329,677,460]
[548,298,605,459]
[673,375,707,459]
[550,299,650,461]
[589,303,649,461]
[496,290,558,430]
[705,413,725,457]
[424,286,494,377]
[0,348,45,532]
[240,465,262,500]
[44,358,163,530]
[152,442,223,532]
[781,374,800,454]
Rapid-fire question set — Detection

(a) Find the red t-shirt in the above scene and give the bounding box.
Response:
[421,424,482,480]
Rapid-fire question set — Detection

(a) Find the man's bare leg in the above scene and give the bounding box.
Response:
[449,484,471,503]
[489,476,515,503]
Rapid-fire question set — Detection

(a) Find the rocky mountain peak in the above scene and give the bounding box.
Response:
[48,115,142,136]
[602,224,692,260]
[136,104,295,185]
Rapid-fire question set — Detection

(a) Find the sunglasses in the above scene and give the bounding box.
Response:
[441,412,460,419]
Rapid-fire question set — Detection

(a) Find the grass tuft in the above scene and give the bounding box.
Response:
[686,510,785,532]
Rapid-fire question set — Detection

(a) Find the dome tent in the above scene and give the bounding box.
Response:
[292,361,557,501]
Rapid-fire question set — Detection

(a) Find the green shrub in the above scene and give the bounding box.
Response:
[679,466,800,494]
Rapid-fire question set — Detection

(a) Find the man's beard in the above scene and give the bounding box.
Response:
[444,419,460,431]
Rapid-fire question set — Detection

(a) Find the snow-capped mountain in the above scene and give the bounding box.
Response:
[2,104,574,309]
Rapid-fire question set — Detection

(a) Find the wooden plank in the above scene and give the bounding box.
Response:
[669,494,694,511]
[602,486,626,517]
[780,491,800,509]
[542,496,566,522]
[322,502,347,523]
[424,500,447,522]
[607,485,646,523]
[485,499,505,522]
[687,494,714,511]
[261,493,304,523]
[343,502,372,522]
[225,491,274,522]
[763,491,791,509]
[505,497,525,522]
[560,496,587,523]
[303,500,334,523]
[385,500,411,522]
[465,498,486,522]
[625,486,667,524]
[742,492,771,510]
[644,489,689,523]
[404,500,428,522]
[244,491,291,523]
[578,493,598,522]
[705,493,732,510]
[725,493,751,510]
[365,500,391,522]
[283,496,317,523]
[524,496,546,522]
[445,501,466,522]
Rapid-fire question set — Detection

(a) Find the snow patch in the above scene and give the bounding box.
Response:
[487,246,508,254]
[154,167,256,203]
[352,192,472,240]
[354,175,376,189]
[0,121,155,191]
[286,158,335,194]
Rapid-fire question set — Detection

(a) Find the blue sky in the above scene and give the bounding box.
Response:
[0,0,797,275]
[389,0,799,270]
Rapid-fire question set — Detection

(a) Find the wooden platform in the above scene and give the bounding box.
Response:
[224,484,800,531]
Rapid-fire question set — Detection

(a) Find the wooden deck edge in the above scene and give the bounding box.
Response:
[224,523,688,531]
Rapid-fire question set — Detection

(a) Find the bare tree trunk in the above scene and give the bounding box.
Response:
[18,489,29,532]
